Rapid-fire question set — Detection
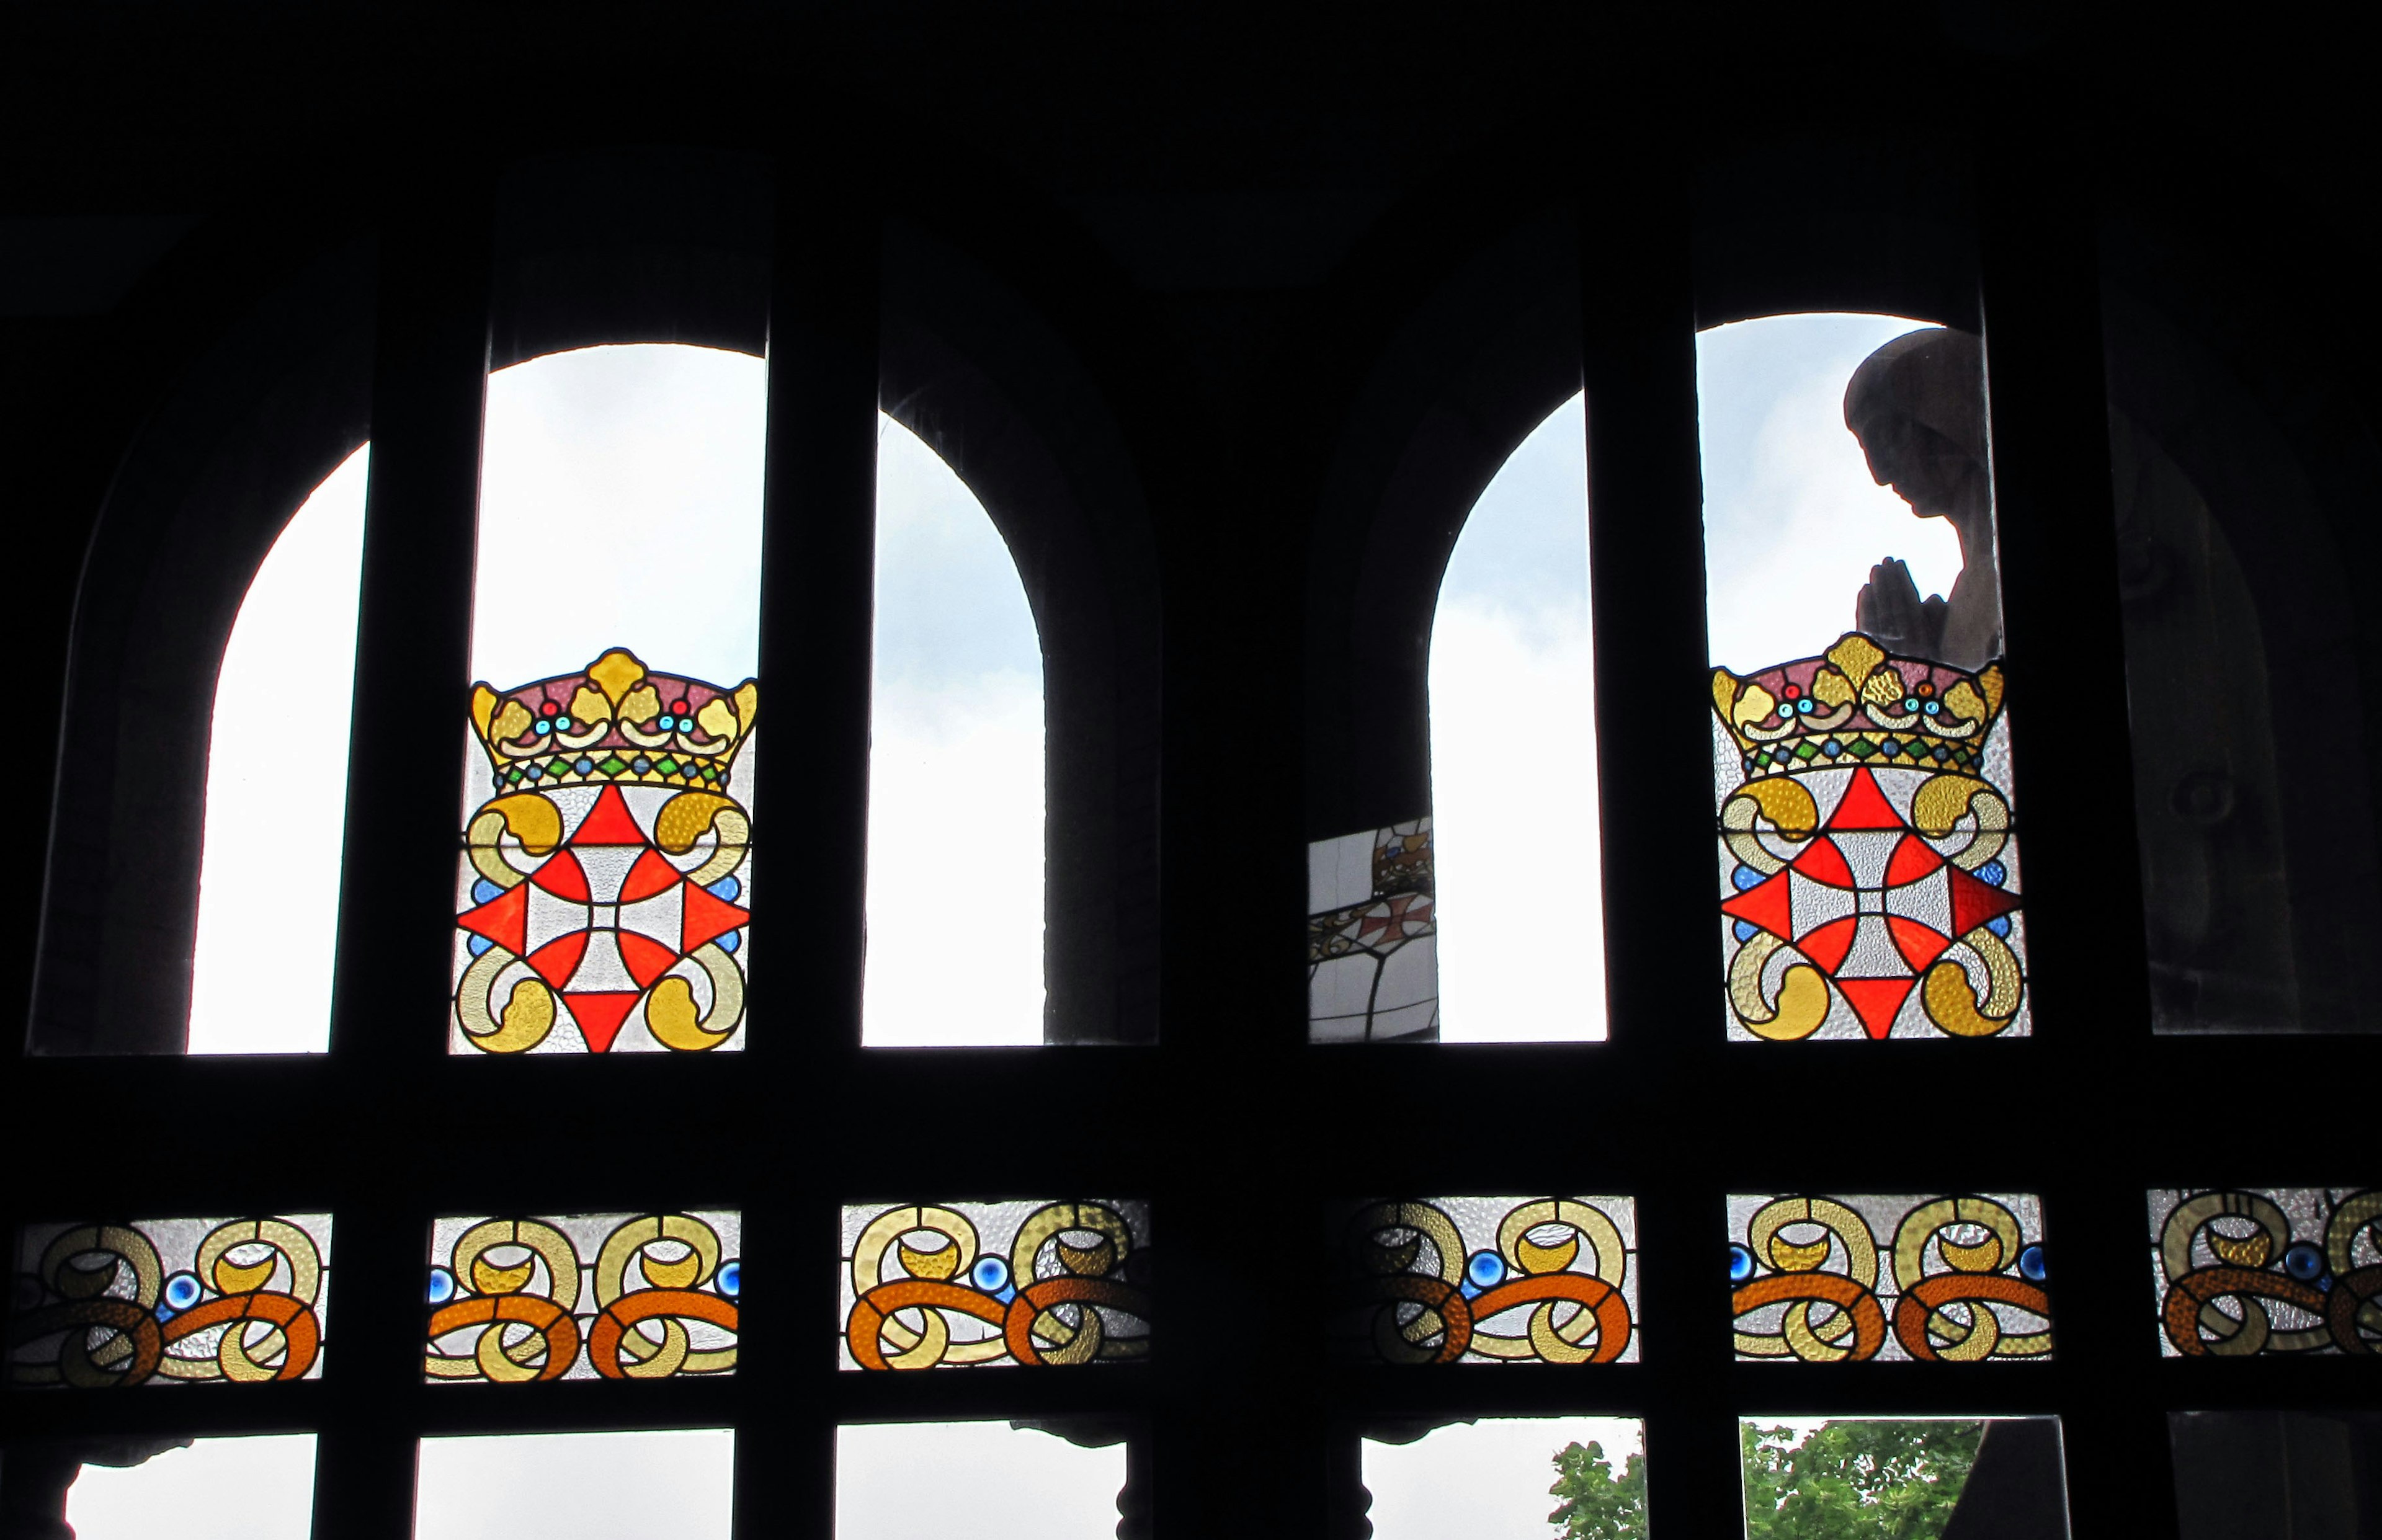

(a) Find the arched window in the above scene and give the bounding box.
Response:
[1424,392,1604,1041]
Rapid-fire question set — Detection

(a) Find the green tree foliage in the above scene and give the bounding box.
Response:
[1740,1420,1984,1540]
[1548,1439,1648,1540]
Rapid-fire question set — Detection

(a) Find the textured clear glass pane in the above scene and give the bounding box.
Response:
[1702,317,2026,1041]
[416,1430,733,1540]
[66,1436,316,1540]
[424,1211,739,1382]
[9,1216,331,1387]
[1741,1418,2066,1539]
[839,1201,1150,1370]
[2146,1188,2381,1356]
[1306,821,1437,1043]
[1424,393,1604,1043]
[837,1423,1125,1540]
[1365,1417,1644,1540]
[863,416,1046,1047]
[1727,1193,2048,1363]
[1333,1196,1637,1365]
[456,345,762,1056]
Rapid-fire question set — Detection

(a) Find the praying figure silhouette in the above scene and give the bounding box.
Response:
[1842,327,2003,670]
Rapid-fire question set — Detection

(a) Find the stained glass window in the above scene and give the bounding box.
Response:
[459,344,764,1056]
[864,416,1046,1047]
[1700,318,2024,1043]
[1307,821,1437,1043]
[1334,1196,1637,1364]
[65,1436,317,1540]
[1425,393,1605,1043]
[839,1200,1151,1369]
[415,1430,734,1540]
[837,1423,1127,1540]
[2147,1188,2381,1356]
[423,1210,740,1382]
[9,1216,332,1387]
[1364,1418,1645,1540]
[1712,634,2025,1040]
[1728,1193,2049,1363]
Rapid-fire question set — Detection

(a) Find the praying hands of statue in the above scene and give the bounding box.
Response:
[1856,556,1948,657]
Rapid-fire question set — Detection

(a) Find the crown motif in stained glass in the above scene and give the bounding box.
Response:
[469,649,759,795]
[1711,632,2005,783]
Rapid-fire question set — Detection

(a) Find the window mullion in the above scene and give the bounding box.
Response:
[1978,132,2175,1540]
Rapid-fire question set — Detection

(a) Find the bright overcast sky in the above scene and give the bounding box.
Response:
[1365,1417,1644,1540]
[1425,312,1955,1043]
[190,344,1042,1053]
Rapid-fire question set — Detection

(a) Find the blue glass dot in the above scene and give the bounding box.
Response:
[1796,700,1816,714]
[1731,866,1765,892]
[1924,701,1942,716]
[427,1266,456,1305]
[1465,1250,1507,1289]
[1986,915,2012,937]
[524,762,544,779]
[1729,1244,1757,1283]
[633,758,651,773]
[533,720,551,736]
[163,1271,203,1311]
[2018,1245,2046,1283]
[466,935,494,957]
[2285,1242,2325,1281]
[555,716,572,731]
[1978,860,2008,886]
[707,876,743,903]
[1733,919,1759,942]
[717,929,741,955]
[716,1260,741,1298]
[471,878,503,905]
[1822,739,1842,757]
[971,1256,1010,1293]
[574,757,593,774]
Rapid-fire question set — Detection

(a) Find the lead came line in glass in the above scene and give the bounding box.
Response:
[1336,1196,1637,1364]
[2148,1187,2381,1356]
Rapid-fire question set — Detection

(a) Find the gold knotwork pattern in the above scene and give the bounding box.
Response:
[424,1211,740,1382]
[1336,1196,1636,1364]
[1731,1193,2050,1363]
[6,1217,330,1387]
[840,1200,1153,1369]
[2151,1188,2382,1356]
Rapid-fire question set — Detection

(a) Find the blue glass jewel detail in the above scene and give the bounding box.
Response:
[471,878,504,905]
[1731,866,1765,892]
[716,1260,741,1298]
[2018,1244,2046,1283]
[717,929,741,955]
[2284,1242,2326,1281]
[1466,1250,1507,1289]
[1986,915,2012,937]
[1977,860,2008,887]
[707,876,742,902]
[1729,1244,1757,1283]
[1733,919,1760,942]
[971,1256,1009,1293]
[466,935,495,957]
[427,1266,457,1306]
[163,1271,203,1311]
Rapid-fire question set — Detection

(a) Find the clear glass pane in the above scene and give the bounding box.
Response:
[455,344,762,1055]
[1421,393,1602,1043]
[1364,1417,1644,1540]
[1701,316,2027,1041]
[189,448,370,1054]
[837,1422,1125,1540]
[1334,1196,1637,1365]
[415,1430,733,1540]
[1741,1418,2066,1539]
[424,1211,739,1382]
[1728,1193,2048,1363]
[839,1200,1149,1369]
[2147,1188,2381,1356]
[9,1216,332,1387]
[2169,1411,2381,1539]
[863,417,1045,1046]
[66,1435,316,1540]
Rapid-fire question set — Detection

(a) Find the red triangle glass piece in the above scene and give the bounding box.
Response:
[528,850,591,902]
[1790,837,1855,889]
[563,991,641,1053]
[1883,833,1947,888]
[1798,915,1859,975]
[1827,767,1904,831]
[1837,976,1917,1039]
[570,784,645,847]
[525,930,589,989]
[1720,870,1794,938]
[1947,865,2022,935]
[457,883,529,955]
[679,879,752,953]
[1887,915,1953,971]
[616,930,679,989]
[617,847,681,904]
